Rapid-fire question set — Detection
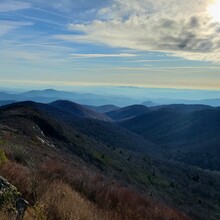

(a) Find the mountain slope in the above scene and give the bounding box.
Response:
[149,104,213,112]
[4,101,154,154]
[85,105,120,113]
[0,101,192,220]
[119,107,220,170]
[50,100,111,121]
[106,105,149,121]
[0,102,220,219]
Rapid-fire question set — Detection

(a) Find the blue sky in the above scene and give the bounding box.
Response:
[0,0,220,90]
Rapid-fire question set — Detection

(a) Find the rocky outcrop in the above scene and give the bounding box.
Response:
[0,176,29,219]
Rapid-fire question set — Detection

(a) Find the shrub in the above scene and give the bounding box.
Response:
[13,147,29,166]
[0,148,7,166]
[0,161,31,201]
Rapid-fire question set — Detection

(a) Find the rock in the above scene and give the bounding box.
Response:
[15,198,29,220]
[0,176,12,190]
[0,176,29,220]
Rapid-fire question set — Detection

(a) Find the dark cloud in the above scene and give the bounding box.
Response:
[189,16,200,28]
[161,19,176,28]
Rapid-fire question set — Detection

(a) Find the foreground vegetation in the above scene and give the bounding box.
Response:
[0,145,188,220]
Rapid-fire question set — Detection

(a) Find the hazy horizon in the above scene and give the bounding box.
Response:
[1,85,220,101]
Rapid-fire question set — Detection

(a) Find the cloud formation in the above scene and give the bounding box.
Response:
[0,21,32,36]
[70,53,137,58]
[56,0,220,62]
[18,0,109,15]
[0,1,31,12]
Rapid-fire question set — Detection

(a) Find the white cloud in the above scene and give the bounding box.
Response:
[0,42,73,62]
[0,1,31,12]
[56,0,220,62]
[70,53,137,58]
[130,59,181,63]
[0,21,33,36]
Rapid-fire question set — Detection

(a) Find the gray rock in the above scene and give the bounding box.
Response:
[0,176,29,220]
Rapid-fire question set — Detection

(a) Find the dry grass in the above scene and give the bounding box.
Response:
[0,212,12,220]
[0,137,191,220]
[0,161,118,220]
[0,160,31,196]
[0,158,190,220]
[36,180,117,220]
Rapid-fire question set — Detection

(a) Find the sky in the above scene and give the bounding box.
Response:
[0,0,220,91]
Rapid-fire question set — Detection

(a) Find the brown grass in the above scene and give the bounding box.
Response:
[36,180,118,220]
[0,140,191,220]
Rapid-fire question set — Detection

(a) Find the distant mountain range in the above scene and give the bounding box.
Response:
[0,100,15,106]
[143,98,220,107]
[142,101,159,107]
[0,88,220,107]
